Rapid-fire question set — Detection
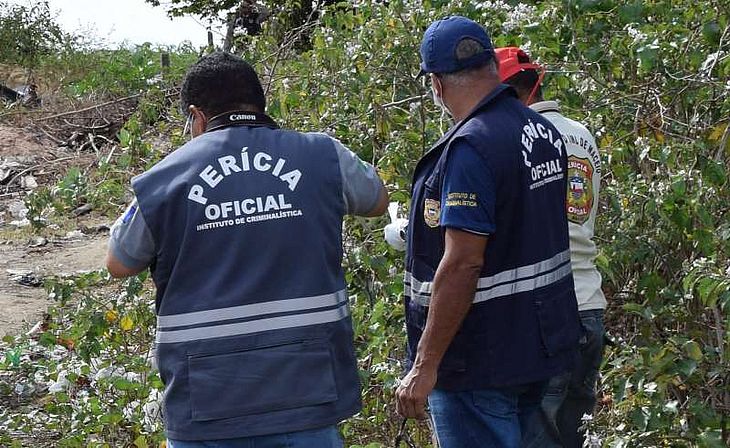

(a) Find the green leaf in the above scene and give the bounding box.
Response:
[683,340,703,362]
[133,436,149,448]
[118,128,131,147]
[702,21,721,44]
[618,1,644,23]
[697,429,725,448]
[702,159,727,186]
[675,359,697,377]
[697,277,728,307]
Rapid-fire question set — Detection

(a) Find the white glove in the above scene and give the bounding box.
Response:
[384,218,409,251]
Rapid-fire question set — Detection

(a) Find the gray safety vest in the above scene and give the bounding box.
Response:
[133,113,361,440]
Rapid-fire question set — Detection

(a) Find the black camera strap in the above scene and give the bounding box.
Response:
[205,110,279,133]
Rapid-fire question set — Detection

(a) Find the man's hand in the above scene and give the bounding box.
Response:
[395,229,487,420]
[395,364,437,419]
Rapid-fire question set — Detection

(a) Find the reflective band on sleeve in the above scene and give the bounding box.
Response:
[156,301,350,344]
[157,289,347,329]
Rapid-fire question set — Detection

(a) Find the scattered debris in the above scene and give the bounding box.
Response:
[8,200,28,219]
[0,84,40,108]
[0,83,21,103]
[7,269,43,287]
[28,237,48,248]
[47,370,70,394]
[0,160,24,184]
[10,218,30,228]
[80,223,111,235]
[65,230,85,239]
[25,320,44,337]
[20,175,38,190]
[72,203,93,217]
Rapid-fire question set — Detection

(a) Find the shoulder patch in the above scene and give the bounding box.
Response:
[122,205,137,224]
[566,156,594,224]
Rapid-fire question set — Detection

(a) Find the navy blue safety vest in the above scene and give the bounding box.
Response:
[405,86,580,391]
[133,112,360,440]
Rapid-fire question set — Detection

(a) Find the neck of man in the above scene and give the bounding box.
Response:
[232,103,264,114]
[449,78,501,122]
[519,90,544,107]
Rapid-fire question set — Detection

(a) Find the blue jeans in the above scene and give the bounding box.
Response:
[428,381,549,448]
[167,425,343,448]
[541,309,605,448]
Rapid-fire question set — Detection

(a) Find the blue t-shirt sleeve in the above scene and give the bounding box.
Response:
[439,140,496,235]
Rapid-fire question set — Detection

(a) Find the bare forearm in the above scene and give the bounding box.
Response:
[414,254,483,370]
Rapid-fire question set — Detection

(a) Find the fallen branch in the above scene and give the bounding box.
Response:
[34,93,143,122]
[3,155,77,192]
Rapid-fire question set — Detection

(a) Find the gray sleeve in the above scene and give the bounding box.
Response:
[108,199,155,269]
[332,139,384,216]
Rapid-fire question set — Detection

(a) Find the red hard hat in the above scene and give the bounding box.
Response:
[494,47,543,82]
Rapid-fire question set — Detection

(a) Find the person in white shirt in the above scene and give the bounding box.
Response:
[495,46,607,448]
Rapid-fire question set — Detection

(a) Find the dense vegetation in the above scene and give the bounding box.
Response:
[0,0,728,446]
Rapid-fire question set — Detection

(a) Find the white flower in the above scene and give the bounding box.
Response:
[626,25,647,45]
[585,433,603,448]
[644,381,658,394]
[700,51,724,76]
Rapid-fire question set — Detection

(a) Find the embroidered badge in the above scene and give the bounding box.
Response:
[424,198,441,228]
[566,156,594,225]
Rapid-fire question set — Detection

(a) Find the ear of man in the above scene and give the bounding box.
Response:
[188,105,208,137]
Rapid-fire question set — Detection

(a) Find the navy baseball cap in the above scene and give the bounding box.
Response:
[418,16,495,76]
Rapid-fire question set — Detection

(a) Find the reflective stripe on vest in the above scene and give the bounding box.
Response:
[156,289,349,343]
[405,249,571,306]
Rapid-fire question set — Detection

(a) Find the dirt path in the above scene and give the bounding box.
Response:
[0,234,108,337]
[0,122,115,337]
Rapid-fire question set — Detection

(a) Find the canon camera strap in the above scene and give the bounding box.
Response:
[205,110,280,133]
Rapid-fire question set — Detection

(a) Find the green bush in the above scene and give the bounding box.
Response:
[2,0,728,446]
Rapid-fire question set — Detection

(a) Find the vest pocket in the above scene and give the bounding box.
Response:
[534,287,577,357]
[188,339,338,421]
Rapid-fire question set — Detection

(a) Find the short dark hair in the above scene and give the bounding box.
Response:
[180,51,265,116]
[438,38,495,85]
[504,69,543,101]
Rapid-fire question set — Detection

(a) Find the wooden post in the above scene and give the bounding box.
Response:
[160,52,170,81]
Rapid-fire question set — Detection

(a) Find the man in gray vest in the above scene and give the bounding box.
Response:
[105,51,388,447]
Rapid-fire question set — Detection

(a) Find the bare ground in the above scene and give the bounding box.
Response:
[0,122,111,337]
[0,234,108,337]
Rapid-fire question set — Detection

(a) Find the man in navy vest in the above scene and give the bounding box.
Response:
[105,52,388,447]
[496,46,607,448]
[394,17,580,448]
